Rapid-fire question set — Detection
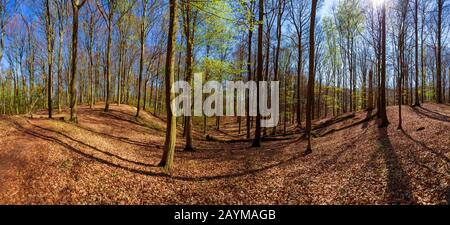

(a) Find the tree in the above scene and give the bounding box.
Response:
[83,1,100,109]
[96,0,116,112]
[396,0,409,130]
[271,0,285,135]
[69,0,87,122]
[413,0,420,106]
[136,0,149,117]
[378,0,389,128]
[159,0,178,171]
[252,0,264,147]
[56,0,67,113]
[181,0,198,152]
[288,0,309,126]
[21,14,36,110]
[305,0,317,154]
[44,0,55,118]
[436,0,443,103]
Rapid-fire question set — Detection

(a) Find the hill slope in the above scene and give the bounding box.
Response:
[0,104,449,204]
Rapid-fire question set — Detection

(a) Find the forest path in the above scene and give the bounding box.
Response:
[0,104,449,204]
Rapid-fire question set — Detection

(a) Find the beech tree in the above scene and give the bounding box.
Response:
[305,0,317,154]
[159,0,178,170]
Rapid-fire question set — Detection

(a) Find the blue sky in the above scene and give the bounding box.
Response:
[319,0,338,19]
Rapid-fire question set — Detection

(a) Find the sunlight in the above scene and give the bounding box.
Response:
[372,0,384,7]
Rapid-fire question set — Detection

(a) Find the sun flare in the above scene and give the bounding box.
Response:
[372,0,385,7]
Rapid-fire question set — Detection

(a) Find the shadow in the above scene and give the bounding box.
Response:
[20,121,158,168]
[69,122,163,150]
[378,128,416,204]
[311,127,369,176]
[400,129,450,163]
[412,107,450,122]
[11,120,309,182]
[90,109,164,132]
[447,188,450,205]
[172,153,306,181]
[11,121,169,178]
[362,110,374,129]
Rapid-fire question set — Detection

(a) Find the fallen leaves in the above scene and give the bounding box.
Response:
[0,103,448,205]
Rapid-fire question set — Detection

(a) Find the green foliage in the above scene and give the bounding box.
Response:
[201,58,241,81]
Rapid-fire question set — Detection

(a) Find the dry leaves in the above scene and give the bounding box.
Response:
[0,104,449,205]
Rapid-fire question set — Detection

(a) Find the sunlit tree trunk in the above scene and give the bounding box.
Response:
[45,0,55,118]
[159,0,178,171]
[69,0,87,122]
[136,0,148,117]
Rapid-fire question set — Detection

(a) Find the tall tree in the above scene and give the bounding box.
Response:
[436,0,443,103]
[56,0,67,113]
[271,0,285,135]
[288,0,308,126]
[69,0,87,122]
[96,0,116,112]
[136,0,156,117]
[159,0,178,171]
[181,0,198,152]
[83,1,100,109]
[414,0,420,106]
[252,0,264,147]
[44,0,55,118]
[136,0,148,117]
[396,0,409,130]
[305,0,317,154]
[379,0,389,127]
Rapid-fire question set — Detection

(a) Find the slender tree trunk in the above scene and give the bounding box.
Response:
[246,8,254,140]
[252,0,264,148]
[272,0,284,135]
[296,39,303,126]
[70,0,86,122]
[104,8,113,112]
[136,0,147,117]
[379,2,389,127]
[159,0,178,171]
[57,18,64,113]
[45,0,54,118]
[436,0,443,103]
[305,0,317,154]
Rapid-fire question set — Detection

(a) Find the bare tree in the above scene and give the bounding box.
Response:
[69,0,87,122]
[305,0,318,154]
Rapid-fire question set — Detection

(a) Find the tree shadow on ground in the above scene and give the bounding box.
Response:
[11,120,307,182]
[378,128,416,204]
[412,106,450,122]
[69,120,164,149]
[361,110,374,130]
[15,121,159,167]
[400,129,450,163]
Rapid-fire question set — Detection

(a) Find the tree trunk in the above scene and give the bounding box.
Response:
[305,0,317,154]
[436,0,443,103]
[136,0,147,117]
[45,0,54,118]
[159,0,178,171]
[252,0,264,148]
[379,2,389,127]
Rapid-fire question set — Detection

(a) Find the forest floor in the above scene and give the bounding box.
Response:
[0,103,449,205]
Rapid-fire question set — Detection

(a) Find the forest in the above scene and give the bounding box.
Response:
[0,0,449,205]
